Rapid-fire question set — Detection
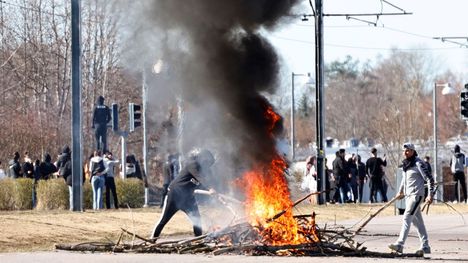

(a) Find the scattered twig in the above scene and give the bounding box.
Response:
[353,196,399,236]
[121,228,154,243]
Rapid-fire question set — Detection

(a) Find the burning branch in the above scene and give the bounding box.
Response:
[266,190,329,223]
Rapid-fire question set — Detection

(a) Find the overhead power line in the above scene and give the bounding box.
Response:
[270,34,461,51]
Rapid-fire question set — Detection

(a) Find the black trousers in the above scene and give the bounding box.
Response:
[454,171,467,202]
[370,177,388,203]
[160,184,169,208]
[105,176,118,209]
[151,191,202,238]
[94,124,108,152]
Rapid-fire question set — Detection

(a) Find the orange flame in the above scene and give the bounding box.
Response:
[239,106,314,245]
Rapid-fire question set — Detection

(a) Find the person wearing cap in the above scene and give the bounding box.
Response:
[449,144,467,203]
[366,147,388,203]
[150,149,216,241]
[389,143,434,255]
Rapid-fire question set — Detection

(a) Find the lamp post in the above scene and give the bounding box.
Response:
[433,82,456,202]
[291,72,312,161]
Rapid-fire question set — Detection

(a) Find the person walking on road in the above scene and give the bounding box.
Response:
[389,143,434,255]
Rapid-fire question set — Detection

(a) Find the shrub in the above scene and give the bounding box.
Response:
[0,178,33,210]
[0,179,16,210]
[115,178,144,208]
[83,182,93,209]
[13,178,33,210]
[0,177,145,210]
[35,179,69,210]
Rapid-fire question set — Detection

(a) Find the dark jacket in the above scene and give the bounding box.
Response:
[90,156,105,177]
[168,161,209,203]
[57,147,72,186]
[92,96,111,127]
[39,154,57,180]
[8,158,22,178]
[357,161,366,182]
[332,156,348,185]
[366,157,387,180]
[22,160,34,179]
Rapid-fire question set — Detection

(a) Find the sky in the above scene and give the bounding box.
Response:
[269,0,468,77]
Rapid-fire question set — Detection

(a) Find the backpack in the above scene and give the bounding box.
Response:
[451,154,465,173]
[59,159,72,178]
[91,159,105,176]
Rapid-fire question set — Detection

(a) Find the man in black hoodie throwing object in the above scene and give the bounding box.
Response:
[150,149,216,241]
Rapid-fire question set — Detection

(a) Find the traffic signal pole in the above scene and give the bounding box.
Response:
[120,131,128,179]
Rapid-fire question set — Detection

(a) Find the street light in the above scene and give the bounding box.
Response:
[291,72,313,161]
[433,82,456,201]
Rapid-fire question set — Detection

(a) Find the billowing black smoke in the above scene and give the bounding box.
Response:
[134,0,300,171]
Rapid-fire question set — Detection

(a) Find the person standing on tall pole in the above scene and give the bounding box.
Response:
[92,96,111,153]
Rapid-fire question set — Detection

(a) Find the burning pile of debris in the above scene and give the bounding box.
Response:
[55,204,349,255]
[55,198,418,258]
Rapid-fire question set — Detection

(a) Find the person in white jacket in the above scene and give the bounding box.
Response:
[389,143,434,255]
[300,156,317,204]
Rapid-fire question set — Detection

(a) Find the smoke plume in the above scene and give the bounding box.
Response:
[123,0,300,183]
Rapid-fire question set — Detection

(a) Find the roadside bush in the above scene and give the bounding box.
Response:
[83,182,94,209]
[115,178,144,208]
[0,177,145,210]
[0,179,16,210]
[0,178,33,210]
[13,178,33,209]
[35,179,69,210]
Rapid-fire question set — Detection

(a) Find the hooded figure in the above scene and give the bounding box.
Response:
[39,153,57,180]
[8,152,22,178]
[92,96,112,152]
[150,149,216,240]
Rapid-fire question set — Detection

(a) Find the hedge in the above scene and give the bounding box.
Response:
[0,177,145,210]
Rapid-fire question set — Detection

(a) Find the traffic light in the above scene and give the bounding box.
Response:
[460,85,468,120]
[129,103,142,132]
[111,103,119,132]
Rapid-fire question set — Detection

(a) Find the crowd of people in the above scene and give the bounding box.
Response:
[300,145,467,205]
[301,147,391,204]
[0,148,146,210]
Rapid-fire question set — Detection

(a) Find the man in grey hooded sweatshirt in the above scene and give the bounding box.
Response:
[389,143,434,255]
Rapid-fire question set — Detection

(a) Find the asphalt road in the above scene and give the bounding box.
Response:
[1,213,467,263]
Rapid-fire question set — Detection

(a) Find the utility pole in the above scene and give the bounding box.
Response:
[71,0,83,211]
[308,0,411,205]
[314,0,325,205]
